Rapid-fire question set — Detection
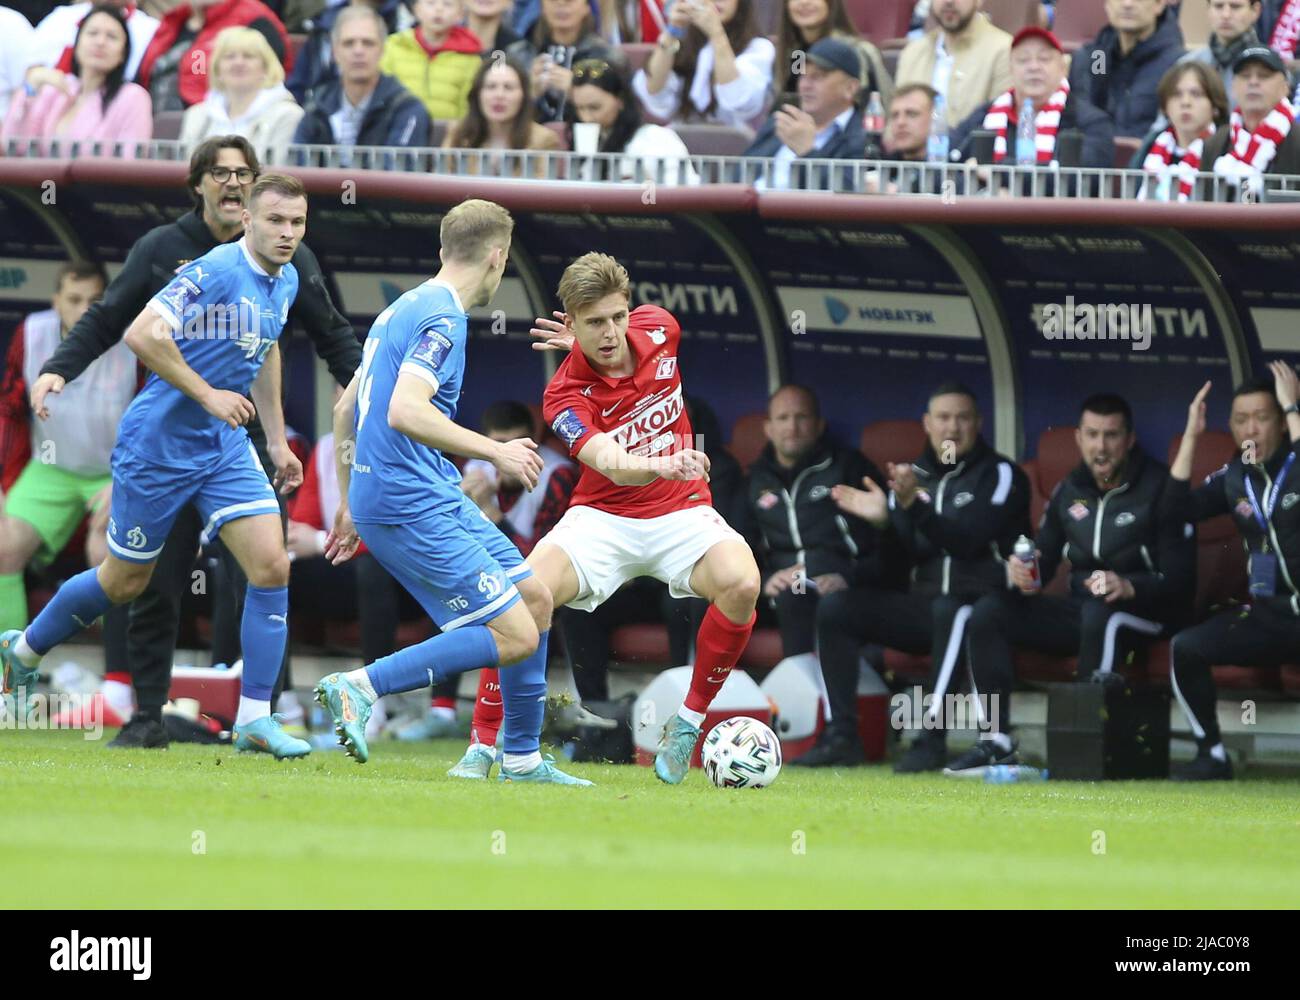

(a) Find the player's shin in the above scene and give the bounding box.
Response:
[22,567,115,662]
[470,667,503,748]
[361,625,499,697]
[682,605,756,723]
[498,631,548,774]
[236,584,288,726]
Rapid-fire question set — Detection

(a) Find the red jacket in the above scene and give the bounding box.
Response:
[0,326,32,493]
[136,0,292,108]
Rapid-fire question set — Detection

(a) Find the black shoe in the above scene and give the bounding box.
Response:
[107,713,169,749]
[893,731,947,773]
[944,735,1020,774]
[791,728,866,767]
[1171,749,1234,781]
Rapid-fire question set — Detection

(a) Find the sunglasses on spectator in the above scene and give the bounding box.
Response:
[208,167,257,184]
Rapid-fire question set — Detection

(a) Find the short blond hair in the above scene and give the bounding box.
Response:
[556,252,630,316]
[439,199,514,264]
[211,27,285,92]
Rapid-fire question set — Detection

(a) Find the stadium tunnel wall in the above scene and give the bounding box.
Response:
[2,160,1298,460]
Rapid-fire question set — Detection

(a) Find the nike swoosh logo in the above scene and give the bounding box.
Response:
[602,401,622,417]
[706,678,725,684]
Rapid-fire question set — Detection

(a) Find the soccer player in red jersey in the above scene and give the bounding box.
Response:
[448,252,761,785]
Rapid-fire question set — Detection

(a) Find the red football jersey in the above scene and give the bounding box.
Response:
[543,304,712,519]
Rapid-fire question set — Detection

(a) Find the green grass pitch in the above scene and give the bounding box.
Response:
[2,730,1296,908]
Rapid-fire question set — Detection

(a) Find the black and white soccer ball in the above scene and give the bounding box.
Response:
[701,716,782,788]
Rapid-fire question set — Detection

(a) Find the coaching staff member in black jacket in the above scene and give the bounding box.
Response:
[1165,364,1300,781]
[742,384,894,660]
[29,136,362,749]
[948,393,1196,774]
[806,382,1031,771]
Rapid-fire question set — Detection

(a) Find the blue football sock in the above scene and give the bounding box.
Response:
[366,624,499,698]
[240,585,288,702]
[25,567,114,655]
[498,630,548,755]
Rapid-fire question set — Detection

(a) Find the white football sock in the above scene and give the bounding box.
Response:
[503,750,542,773]
[235,696,270,727]
[14,633,41,668]
[345,668,377,701]
[677,706,706,728]
[990,732,1013,753]
[1209,743,1227,762]
[430,705,456,722]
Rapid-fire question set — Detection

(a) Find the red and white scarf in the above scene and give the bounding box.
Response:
[1142,125,1214,201]
[1270,0,1300,60]
[982,79,1070,164]
[1227,97,1296,172]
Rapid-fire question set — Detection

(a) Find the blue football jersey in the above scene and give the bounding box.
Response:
[349,279,469,523]
[116,238,299,468]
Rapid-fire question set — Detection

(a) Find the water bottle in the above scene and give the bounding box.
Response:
[1014,534,1041,592]
[1015,98,1037,165]
[927,95,949,164]
[862,90,885,134]
[985,764,1048,783]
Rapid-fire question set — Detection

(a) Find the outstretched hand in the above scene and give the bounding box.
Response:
[530,311,575,352]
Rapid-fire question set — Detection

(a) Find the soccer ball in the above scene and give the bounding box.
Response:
[701,716,782,789]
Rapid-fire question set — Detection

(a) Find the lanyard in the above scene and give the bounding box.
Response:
[1244,451,1297,534]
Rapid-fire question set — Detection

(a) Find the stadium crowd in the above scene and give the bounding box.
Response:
[2,1,1300,193]
[1,1,1299,783]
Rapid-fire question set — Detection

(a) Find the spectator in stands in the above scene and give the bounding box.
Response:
[381,0,482,121]
[1135,61,1228,199]
[180,27,303,161]
[2,4,153,154]
[0,5,36,119]
[506,0,613,122]
[884,81,933,160]
[952,27,1114,171]
[25,0,159,83]
[896,0,1012,129]
[286,0,407,104]
[1257,0,1300,58]
[1166,365,1300,780]
[950,394,1197,774]
[293,5,431,154]
[443,56,562,172]
[743,36,867,189]
[740,384,891,664]
[593,0,642,43]
[136,0,291,112]
[0,260,134,723]
[1205,45,1300,192]
[570,56,699,182]
[1068,0,1185,137]
[810,383,1030,772]
[633,0,774,129]
[468,0,522,52]
[773,0,893,106]
[1183,0,1265,94]
[511,0,602,41]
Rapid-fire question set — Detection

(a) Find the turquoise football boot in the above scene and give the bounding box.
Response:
[0,630,39,697]
[233,714,311,759]
[314,672,373,763]
[654,714,701,785]
[497,755,593,786]
[447,743,496,779]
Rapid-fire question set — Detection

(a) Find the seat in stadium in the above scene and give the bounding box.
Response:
[1053,0,1109,49]
[429,119,451,147]
[1113,135,1142,168]
[859,418,926,472]
[980,0,1040,35]
[153,110,185,141]
[843,0,912,45]
[727,411,768,471]
[674,123,755,157]
[1028,425,1077,505]
[619,42,654,73]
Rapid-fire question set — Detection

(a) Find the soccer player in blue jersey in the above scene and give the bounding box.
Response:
[314,199,590,785]
[0,175,311,760]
